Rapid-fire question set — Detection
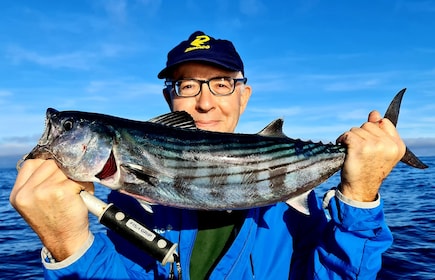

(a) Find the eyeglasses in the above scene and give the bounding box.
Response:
[165,77,247,97]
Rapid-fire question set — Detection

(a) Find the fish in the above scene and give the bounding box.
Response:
[22,88,427,210]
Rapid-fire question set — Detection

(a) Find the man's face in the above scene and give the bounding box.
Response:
[164,62,252,133]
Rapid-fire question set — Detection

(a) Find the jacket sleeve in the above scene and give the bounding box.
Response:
[288,188,393,280]
[42,233,155,279]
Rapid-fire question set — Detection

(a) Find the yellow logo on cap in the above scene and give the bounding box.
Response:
[185,35,211,52]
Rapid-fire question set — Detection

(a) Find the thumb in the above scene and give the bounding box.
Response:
[368,110,382,123]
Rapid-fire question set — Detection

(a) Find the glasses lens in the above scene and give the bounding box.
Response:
[175,80,200,96]
[209,78,235,95]
[173,78,242,96]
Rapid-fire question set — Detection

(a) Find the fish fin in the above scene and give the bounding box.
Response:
[121,163,161,187]
[257,119,287,138]
[138,200,154,213]
[384,88,405,126]
[401,147,428,169]
[148,111,197,130]
[286,190,311,215]
[384,88,428,169]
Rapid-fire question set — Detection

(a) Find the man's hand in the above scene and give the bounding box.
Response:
[10,159,94,261]
[336,110,406,202]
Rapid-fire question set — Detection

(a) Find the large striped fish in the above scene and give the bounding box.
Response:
[24,89,427,210]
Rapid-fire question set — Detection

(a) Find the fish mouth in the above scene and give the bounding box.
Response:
[96,150,117,180]
[25,145,53,160]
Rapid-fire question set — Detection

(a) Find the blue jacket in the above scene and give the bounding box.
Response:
[42,189,393,279]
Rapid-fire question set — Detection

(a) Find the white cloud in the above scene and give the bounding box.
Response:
[323,79,382,92]
[6,43,130,70]
[0,142,35,157]
[405,137,435,156]
[0,90,12,97]
[247,106,303,118]
[7,46,97,70]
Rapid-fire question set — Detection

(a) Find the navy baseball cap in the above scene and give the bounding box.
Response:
[158,31,244,79]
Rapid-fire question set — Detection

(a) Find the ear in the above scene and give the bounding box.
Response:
[239,85,252,115]
[163,88,174,111]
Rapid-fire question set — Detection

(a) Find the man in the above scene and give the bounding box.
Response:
[10,31,405,279]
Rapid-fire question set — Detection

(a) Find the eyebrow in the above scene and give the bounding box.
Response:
[178,76,240,81]
[171,69,240,80]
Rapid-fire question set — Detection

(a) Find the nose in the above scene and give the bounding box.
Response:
[195,82,215,112]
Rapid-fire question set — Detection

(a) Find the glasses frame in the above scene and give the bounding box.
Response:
[165,77,247,97]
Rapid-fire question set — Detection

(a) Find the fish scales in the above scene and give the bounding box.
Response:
[106,120,345,208]
[114,127,347,209]
[23,89,428,210]
[126,130,344,187]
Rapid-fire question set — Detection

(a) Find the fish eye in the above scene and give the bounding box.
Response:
[62,119,74,131]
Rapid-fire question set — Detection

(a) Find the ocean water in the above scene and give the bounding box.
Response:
[0,157,434,279]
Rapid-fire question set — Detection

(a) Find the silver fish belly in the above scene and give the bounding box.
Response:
[23,88,427,210]
[118,128,346,209]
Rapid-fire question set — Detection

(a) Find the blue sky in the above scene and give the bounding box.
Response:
[0,0,434,160]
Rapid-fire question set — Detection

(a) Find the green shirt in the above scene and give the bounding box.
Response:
[189,210,246,279]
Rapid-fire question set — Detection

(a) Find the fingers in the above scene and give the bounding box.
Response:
[17,160,59,187]
[10,159,94,208]
[10,159,93,261]
[336,111,379,144]
[368,110,381,122]
[338,107,406,164]
[335,106,408,201]
[367,109,401,139]
[10,159,54,203]
[337,109,400,144]
[13,159,46,189]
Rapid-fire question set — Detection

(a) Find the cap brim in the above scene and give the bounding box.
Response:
[157,58,241,79]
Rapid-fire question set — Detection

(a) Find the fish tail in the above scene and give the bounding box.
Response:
[384,88,428,169]
[401,147,428,169]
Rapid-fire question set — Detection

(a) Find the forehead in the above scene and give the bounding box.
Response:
[170,62,239,80]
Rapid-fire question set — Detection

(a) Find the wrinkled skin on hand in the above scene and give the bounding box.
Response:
[336,110,406,202]
[10,159,94,261]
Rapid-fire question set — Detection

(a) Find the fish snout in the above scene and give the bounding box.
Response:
[24,145,53,160]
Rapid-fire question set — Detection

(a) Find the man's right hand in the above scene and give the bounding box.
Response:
[10,159,94,261]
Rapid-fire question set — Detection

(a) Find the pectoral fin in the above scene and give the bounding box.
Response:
[121,163,161,187]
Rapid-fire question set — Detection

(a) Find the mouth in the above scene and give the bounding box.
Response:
[96,150,117,180]
[194,120,220,130]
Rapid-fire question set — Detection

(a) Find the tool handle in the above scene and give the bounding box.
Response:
[80,191,177,265]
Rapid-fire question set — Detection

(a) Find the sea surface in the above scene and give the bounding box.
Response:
[0,157,434,279]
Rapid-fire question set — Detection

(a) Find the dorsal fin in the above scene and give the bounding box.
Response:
[148,111,197,130]
[257,119,287,138]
